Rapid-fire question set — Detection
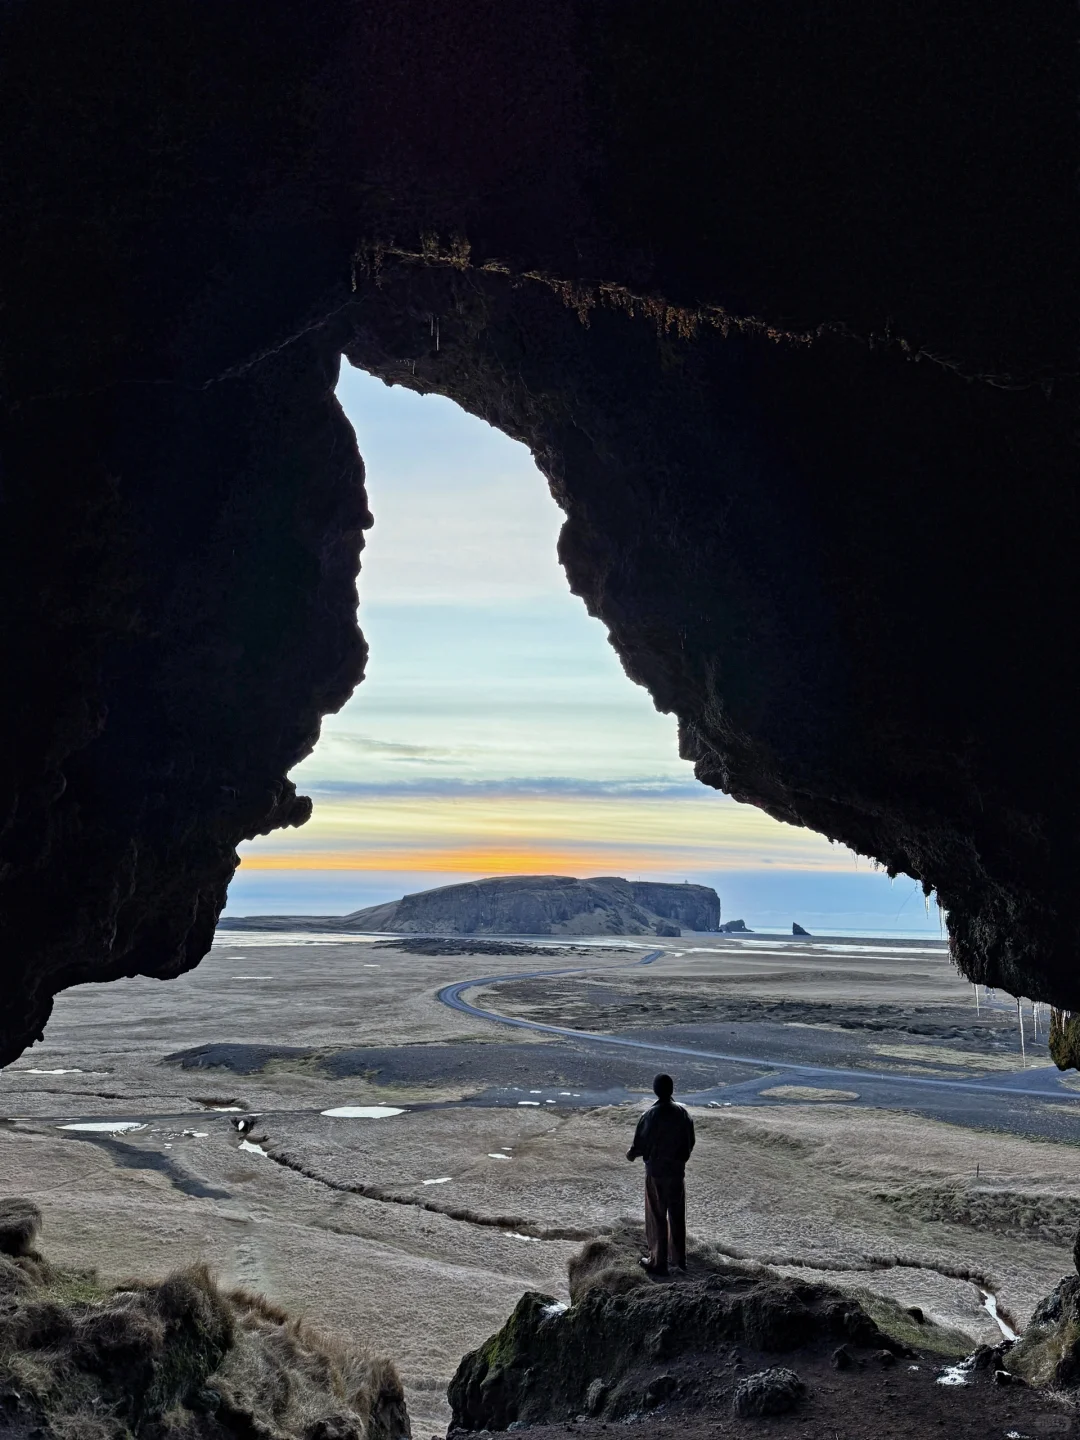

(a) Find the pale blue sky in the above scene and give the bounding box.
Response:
[229,362,944,936]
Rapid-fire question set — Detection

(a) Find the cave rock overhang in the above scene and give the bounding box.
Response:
[0,0,1073,1066]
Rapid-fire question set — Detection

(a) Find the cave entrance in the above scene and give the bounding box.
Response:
[228,362,942,940]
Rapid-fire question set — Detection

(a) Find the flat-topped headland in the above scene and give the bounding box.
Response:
[219,874,722,937]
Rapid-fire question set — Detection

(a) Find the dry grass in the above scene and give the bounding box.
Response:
[0,1200,409,1440]
[758,1086,860,1101]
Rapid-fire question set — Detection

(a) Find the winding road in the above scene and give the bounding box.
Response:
[436,951,1080,1125]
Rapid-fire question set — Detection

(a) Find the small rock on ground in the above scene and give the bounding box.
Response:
[0,1199,41,1257]
[731,1367,806,1418]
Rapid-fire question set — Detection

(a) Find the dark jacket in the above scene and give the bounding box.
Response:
[628,1099,696,1179]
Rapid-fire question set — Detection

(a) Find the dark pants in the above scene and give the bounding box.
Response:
[645,1174,686,1271]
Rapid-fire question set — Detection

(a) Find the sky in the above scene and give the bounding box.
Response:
[228,362,945,936]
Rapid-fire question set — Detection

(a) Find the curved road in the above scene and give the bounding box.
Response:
[436,953,1080,1107]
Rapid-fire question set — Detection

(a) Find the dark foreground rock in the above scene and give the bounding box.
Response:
[449,1235,1080,1439]
[1005,1275,1080,1389]
[448,1233,890,1430]
[0,1201,409,1440]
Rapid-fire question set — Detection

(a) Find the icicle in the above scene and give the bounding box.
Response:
[973,983,980,1015]
[1017,997,1026,1066]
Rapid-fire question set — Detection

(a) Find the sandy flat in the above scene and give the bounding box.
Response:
[2,929,1075,1434]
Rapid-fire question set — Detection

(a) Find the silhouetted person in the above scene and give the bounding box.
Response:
[626,1073,695,1275]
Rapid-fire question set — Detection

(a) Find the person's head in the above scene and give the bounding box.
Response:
[653,1074,674,1101]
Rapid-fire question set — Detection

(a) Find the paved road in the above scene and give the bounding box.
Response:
[436,954,1080,1141]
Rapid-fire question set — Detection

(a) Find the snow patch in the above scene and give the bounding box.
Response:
[321,1105,405,1119]
[58,1121,146,1134]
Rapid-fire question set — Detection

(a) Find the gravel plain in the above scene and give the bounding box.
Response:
[2,929,1079,1434]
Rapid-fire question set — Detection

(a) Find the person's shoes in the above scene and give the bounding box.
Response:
[639,1257,669,1276]
[674,1262,687,1273]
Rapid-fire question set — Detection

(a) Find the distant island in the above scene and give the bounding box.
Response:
[220,874,722,937]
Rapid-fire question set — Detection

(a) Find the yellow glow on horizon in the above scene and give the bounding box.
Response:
[238,787,864,875]
[241,846,697,874]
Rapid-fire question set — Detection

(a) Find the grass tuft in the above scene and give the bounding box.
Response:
[0,1199,410,1440]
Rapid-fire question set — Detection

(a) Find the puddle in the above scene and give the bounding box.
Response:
[239,1139,271,1158]
[518,1100,540,1107]
[27,1068,84,1075]
[231,975,272,981]
[488,1152,511,1160]
[321,1105,406,1119]
[505,1232,541,1243]
[423,1177,452,1185]
[58,1121,146,1134]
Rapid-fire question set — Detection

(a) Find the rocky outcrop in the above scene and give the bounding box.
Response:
[223,875,720,937]
[447,1233,890,1430]
[0,2,1073,1062]
[1003,1277,1080,1389]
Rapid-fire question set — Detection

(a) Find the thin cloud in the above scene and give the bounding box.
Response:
[335,735,458,759]
[302,777,711,800]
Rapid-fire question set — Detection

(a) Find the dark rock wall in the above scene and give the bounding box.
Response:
[0,1,1073,1062]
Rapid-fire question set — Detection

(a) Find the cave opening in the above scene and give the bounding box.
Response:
[228,358,945,940]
